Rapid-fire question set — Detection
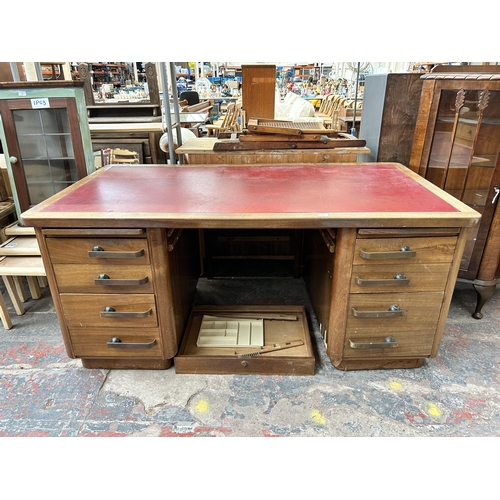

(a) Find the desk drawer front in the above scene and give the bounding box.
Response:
[53,264,154,293]
[60,293,158,328]
[350,263,451,293]
[69,327,163,358]
[353,237,457,265]
[344,292,443,358]
[46,238,150,265]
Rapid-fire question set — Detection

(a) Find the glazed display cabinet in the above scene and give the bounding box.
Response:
[409,72,500,318]
[0,81,94,220]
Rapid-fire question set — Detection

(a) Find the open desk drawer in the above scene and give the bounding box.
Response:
[174,305,315,375]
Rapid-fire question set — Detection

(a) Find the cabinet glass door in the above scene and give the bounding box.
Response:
[0,97,88,214]
[13,107,78,205]
[426,88,500,275]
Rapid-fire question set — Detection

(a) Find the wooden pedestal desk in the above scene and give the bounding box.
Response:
[21,163,480,373]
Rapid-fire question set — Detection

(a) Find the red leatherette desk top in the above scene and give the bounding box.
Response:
[21,163,480,229]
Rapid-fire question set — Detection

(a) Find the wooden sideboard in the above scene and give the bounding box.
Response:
[21,164,479,373]
[175,138,370,164]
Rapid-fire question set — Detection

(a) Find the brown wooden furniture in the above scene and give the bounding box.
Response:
[359,73,424,167]
[176,137,369,164]
[0,220,47,328]
[241,64,276,125]
[40,63,66,81]
[77,63,166,164]
[78,62,161,123]
[88,122,166,164]
[189,128,366,278]
[176,305,315,375]
[409,72,500,318]
[0,81,94,220]
[205,102,241,137]
[21,163,478,373]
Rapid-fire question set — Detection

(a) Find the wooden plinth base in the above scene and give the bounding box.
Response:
[81,358,173,370]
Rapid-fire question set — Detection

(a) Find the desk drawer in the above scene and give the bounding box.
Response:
[53,264,154,293]
[350,263,450,293]
[60,293,158,328]
[69,327,163,358]
[46,237,150,265]
[353,237,457,265]
[343,292,443,358]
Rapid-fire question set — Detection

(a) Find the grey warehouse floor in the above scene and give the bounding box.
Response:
[0,268,499,438]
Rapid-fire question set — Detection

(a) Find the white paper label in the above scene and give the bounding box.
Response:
[30,98,50,109]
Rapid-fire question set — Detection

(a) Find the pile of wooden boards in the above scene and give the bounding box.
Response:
[212,118,366,151]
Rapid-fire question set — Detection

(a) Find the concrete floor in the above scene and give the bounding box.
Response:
[0,268,499,439]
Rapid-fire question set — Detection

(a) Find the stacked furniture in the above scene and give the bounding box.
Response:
[0,222,46,329]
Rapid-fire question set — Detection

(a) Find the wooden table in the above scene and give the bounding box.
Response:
[176,138,370,164]
[21,163,479,373]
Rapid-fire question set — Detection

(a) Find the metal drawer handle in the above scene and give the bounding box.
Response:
[360,246,416,260]
[100,306,152,318]
[107,337,157,349]
[356,273,410,286]
[88,246,145,259]
[348,336,399,349]
[352,304,404,318]
[94,273,149,286]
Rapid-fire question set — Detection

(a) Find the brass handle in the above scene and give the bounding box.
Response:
[356,273,410,286]
[107,337,157,349]
[94,273,149,286]
[100,306,152,318]
[88,245,145,259]
[360,246,416,260]
[352,304,404,318]
[348,337,399,349]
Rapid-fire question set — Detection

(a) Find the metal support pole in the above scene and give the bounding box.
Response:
[159,62,184,165]
[9,63,20,81]
[33,63,44,81]
[351,62,360,137]
[170,62,183,160]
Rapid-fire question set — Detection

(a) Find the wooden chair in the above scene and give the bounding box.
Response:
[109,148,140,164]
[205,102,241,137]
